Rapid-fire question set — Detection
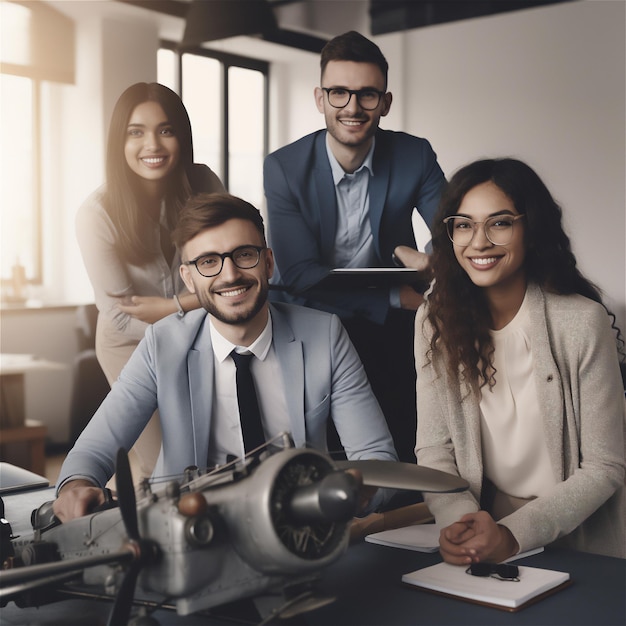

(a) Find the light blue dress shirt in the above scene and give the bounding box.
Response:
[325,136,400,308]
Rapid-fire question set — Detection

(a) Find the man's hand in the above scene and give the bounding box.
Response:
[393,245,431,274]
[438,511,519,565]
[399,285,425,310]
[53,479,106,523]
[394,246,432,311]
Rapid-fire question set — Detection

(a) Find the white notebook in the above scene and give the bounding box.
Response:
[402,561,570,611]
[366,523,441,552]
[366,524,544,561]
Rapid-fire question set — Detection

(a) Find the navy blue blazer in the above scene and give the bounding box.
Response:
[263,129,446,323]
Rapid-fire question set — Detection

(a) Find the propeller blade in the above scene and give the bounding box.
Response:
[277,593,336,620]
[115,448,139,542]
[106,562,140,626]
[105,449,160,626]
[335,460,468,493]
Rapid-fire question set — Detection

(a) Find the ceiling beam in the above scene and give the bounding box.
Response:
[370,0,580,35]
[115,0,327,52]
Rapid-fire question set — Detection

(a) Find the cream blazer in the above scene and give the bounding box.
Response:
[415,283,625,558]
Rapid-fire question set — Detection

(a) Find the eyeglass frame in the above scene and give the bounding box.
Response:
[465,563,520,582]
[320,87,387,111]
[443,213,526,247]
[183,245,266,278]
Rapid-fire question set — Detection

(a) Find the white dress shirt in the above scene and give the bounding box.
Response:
[480,293,557,499]
[207,312,291,466]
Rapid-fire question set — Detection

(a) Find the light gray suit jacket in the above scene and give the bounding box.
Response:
[59,303,397,491]
[415,284,625,558]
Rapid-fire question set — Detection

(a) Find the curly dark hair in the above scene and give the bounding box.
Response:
[426,158,623,392]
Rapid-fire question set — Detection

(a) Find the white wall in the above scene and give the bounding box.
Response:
[400,0,625,329]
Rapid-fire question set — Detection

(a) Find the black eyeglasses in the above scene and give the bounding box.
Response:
[321,87,386,110]
[184,245,265,278]
[466,563,520,582]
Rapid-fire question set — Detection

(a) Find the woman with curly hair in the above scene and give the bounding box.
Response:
[76,83,224,477]
[408,158,625,562]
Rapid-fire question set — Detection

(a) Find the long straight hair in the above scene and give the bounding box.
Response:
[104,83,195,264]
[426,158,623,392]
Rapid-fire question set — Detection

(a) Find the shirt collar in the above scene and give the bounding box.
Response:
[210,311,273,363]
[325,133,376,185]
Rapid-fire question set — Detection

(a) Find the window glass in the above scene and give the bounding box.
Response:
[0,73,37,283]
[181,54,223,181]
[157,48,177,92]
[228,66,265,209]
[0,1,31,66]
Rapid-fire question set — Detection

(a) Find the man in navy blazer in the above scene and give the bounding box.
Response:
[54,193,397,522]
[264,31,446,463]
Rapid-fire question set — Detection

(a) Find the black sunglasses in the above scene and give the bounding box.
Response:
[466,563,520,582]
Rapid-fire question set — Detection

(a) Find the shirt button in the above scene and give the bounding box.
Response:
[547,375,554,382]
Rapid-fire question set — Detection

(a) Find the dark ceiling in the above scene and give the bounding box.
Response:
[369,1,577,35]
[118,0,579,52]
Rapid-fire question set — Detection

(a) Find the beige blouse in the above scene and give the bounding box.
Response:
[480,292,557,499]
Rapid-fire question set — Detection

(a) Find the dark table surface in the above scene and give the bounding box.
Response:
[305,542,626,626]
[2,488,625,626]
[2,540,624,626]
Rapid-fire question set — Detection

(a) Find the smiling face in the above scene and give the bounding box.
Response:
[453,181,527,302]
[180,218,274,344]
[315,60,391,157]
[124,100,181,187]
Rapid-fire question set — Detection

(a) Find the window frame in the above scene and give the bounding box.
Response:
[159,41,270,190]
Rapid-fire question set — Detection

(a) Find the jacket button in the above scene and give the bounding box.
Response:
[547,375,553,382]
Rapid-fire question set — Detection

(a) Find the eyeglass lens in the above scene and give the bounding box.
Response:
[445,215,519,247]
[325,88,382,110]
[193,246,261,277]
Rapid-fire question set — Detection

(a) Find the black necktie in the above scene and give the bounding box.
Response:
[231,351,265,453]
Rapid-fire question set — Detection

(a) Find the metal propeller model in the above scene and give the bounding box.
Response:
[0,434,468,625]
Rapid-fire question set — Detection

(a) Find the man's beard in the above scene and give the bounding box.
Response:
[197,280,269,325]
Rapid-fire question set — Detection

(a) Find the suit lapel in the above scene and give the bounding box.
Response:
[271,306,307,446]
[313,132,338,262]
[369,133,391,258]
[187,319,215,468]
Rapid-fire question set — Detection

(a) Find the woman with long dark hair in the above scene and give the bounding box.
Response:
[412,158,624,562]
[76,83,224,476]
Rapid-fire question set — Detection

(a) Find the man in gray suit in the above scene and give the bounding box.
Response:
[54,193,397,522]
